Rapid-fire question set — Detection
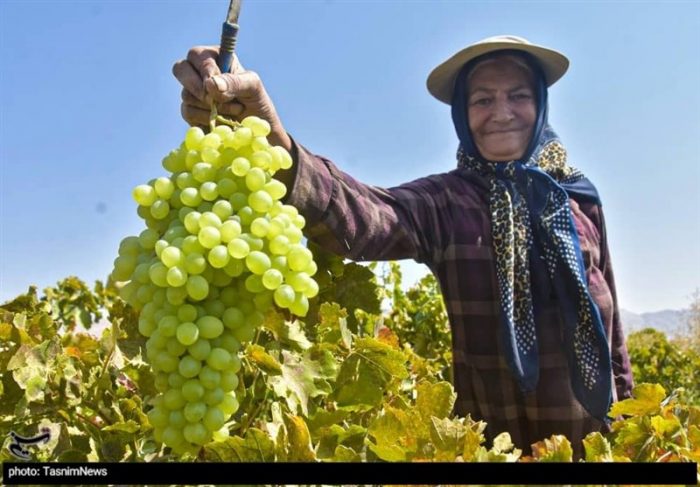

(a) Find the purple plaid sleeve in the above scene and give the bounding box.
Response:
[286,137,632,458]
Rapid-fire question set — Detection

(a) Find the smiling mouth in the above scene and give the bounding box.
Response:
[486,129,522,135]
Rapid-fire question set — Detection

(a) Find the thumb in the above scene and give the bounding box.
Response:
[205,71,261,103]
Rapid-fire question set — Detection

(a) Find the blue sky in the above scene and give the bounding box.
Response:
[1,1,698,313]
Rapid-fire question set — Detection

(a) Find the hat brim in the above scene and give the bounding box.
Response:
[427,41,569,105]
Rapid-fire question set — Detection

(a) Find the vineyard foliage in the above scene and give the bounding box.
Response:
[0,260,698,472]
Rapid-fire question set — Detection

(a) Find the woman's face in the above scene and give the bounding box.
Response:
[467,57,537,162]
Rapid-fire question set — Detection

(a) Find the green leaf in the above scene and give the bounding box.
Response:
[609,383,666,418]
[530,435,573,462]
[331,444,362,462]
[317,302,352,348]
[417,381,455,421]
[262,311,312,350]
[332,354,385,411]
[429,417,466,461]
[268,350,325,416]
[246,344,282,374]
[283,414,315,462]
[462,418,487,461]
[367,406,415,461]
[203,428,276,462]
[102,419,140,434]
[583,432,614,462]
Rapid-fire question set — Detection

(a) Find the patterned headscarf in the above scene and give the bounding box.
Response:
[452,51,612,420]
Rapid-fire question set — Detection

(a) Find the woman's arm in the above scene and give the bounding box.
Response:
[285,138,447,264]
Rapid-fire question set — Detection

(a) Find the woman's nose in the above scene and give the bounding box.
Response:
[491,98,515,123]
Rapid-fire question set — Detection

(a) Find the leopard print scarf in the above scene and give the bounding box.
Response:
[456,129,612,420]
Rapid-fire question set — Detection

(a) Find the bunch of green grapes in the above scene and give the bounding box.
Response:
[111,116,318,454]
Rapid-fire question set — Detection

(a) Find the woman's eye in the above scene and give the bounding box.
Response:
[472,98,491,106]
[511,93,532,101]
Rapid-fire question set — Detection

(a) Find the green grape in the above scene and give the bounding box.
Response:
[207,245,230,269]
[264,180,287,200]
[161,246,184,268]
[184,253,206,275]
[305,278,320,298]
[219,393,240,416]
[220,370,240,392]
[304,260,318,276]
[230,157,251,177]
[274,284,295,308]
[154,239,169,257]
[119,236,141,255]
[217,178,237,199]
[200,181,219,201]
[180,187,202,207]
[260,269,282,291]
[197,316,224,340]
[220,220,241,243]
[251,151,272,170]
[199,366,221,389]
[148,262,168,287]
[138,317,156,337]
[155,351,178,373]
[155,177,175,199]
[271,255,288,272]
[213,125,233,138]
[244,274,265,294]
[245,167,266,192]
[183,211,201,234]
[163,388,186,410]
[188,339,211,361]
[285,225,303,244]
[176,171,197,189]
[231,127,253,149]
[222,307,245,329]
[206,348,231,371]
[166,337,186,357]
[181,379,205,402]
[158,315,180,337]
[182,235,205,255]
[248,190,273,213]
[253,291,273,312]
[178,355,202,379]
[184,401,207,423]
[204,407,226,432]
[293,214,306,229]
[232,322,256,343]
[166,285,188,306]
[240,233,264,251]
[199,212,222,229]
[223,258,245,278]
[192,162,215,183]
[112,255,136,281]
[185,126,205,150]
[139,228,160,250]
[246,251,271,275]
[162,425,184,448]
[183,423,210,446]
[212,200,233,220]
[168,372,186,388]
[229,192,248,211]
[269,235,290,255]
[133,184,157,206]
[288,246,313,272]
[198,226,221,249]
[212,268,233,287]
[176,322,199,346]
[203,387,225,406]
[202,132,222,150]
[227,238,250,259]
[289,293,309,317]
[148,407,169,428]
[166,266,188,287]
[241,116,271,136]
[186,275,209,301]
[204,299,226,317]
[251,136,270,152]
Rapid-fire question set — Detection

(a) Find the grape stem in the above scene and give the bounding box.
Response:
[209,104,241,131]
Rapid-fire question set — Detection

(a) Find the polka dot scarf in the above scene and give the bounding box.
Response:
[451,55,613,421]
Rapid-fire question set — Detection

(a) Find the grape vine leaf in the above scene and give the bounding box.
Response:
[262,311,312,351]
[429,416,466,460]
[609,383,666,417]
[367,406,416,461]
[529,434,573,462]
[417,381,455,421]
[246,344,283,374]
[582,431,614,462]
[283,414,315,461]
[203,428,276,462]
[268,350,325,416]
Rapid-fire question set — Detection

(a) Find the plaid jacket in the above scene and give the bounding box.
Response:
[287,140,634,456]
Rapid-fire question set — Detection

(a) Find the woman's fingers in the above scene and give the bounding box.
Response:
[181,89,246,119]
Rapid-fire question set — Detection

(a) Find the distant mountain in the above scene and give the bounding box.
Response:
[620,308,690,338]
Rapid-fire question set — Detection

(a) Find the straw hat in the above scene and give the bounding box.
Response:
[427,35,570,104]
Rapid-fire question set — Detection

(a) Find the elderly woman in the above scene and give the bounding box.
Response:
[174,35,633,455]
